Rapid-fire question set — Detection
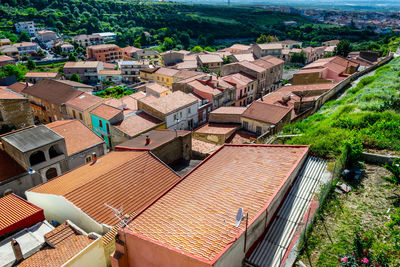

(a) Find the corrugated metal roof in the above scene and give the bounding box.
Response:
[246,156,327,267]
[1,125,63,153]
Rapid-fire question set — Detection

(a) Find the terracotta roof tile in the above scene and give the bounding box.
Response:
[47,120,104,156]
[90,103,122,121]
[155,67,179,77]
[6,82,30,94]
[25,72,58,78]
[0,88,25,99]
[242,101,291,124]
[19,223,93,267]
[113,112,163,137]
[22,79,83,106]
[0,55,14,62]
[98,70,121,75]
[198,54,223,64]
[64,61,101,69]
[29,151,180,226]
[139,91,197,115]
[0,194,43,235]
[65,92,103,111]
[194,123,239,135]
[116,129,190,150]
[128,145,309,261]
[146,83,170,94]
[191,139,221,154]
[210,106,247,115]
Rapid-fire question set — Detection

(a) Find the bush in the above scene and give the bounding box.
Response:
[384,158,400,184]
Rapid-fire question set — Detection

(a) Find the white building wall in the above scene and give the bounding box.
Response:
[165,102,199,130]
[25,192,109,234]
[63,237,107,267]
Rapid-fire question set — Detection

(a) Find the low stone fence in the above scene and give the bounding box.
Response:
[361,152,399,165]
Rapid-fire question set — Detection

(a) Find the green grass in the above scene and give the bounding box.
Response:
[283,57,400,157]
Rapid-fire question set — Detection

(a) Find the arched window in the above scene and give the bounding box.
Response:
[49,145,62,159]
[45,168,58,180]
[29,150,46,166]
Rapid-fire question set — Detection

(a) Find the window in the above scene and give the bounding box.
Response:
[173,114,177,121]
[99,120,103,128]
[256,126,262,135]
[187,107,191,114]
[49,145,62,158]
[0,110,3,122]
[180,111,182,118]
[106,123,110,134]
[85,156,92,163]
[243,121,249,130]
[29,150,46,166]
[72,110,76,119]
[45,168,58,180]
[79,113,83,121]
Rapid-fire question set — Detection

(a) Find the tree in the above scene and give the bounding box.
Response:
[204,46,215,52]
[26,59,36,70]
[163,37,174,50]
[0,64,27,81]
[19,31,30,42]
[190,46,203,52]
[256,34,278,44]
[335,40,352,57]
[222,56,232,65]
[68,52,78,61]
[69,73,82,83]
[75,46,85,55]
[290,51,306,64]
[37,49,45,57]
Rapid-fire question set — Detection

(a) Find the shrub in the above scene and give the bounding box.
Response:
[384,158,400,184]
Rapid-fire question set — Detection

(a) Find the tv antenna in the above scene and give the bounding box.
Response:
[104,203,134,230]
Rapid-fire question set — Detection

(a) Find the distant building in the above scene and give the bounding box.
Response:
[36,30,57,42]
[242,101,292,136]
[15,21,36,36]
[22,79,84,123]
[292,56,359,85]
[24,72,61,84]
[138,91,199,130]
[280,40,303,49]
[13,42,39,56]
[322,39,340,46]
[197,54,223,72]
[222,72,257,107]
[63,61,104,84]
[93,32,117,42]
[119,60,151,83]
[135,50,162,64]
[54,41,74,53]
[0,55,15,67]
[252,43,283,59]
[98,69,122,83]
[0,38,12,47]
[222,55,284,97]
[161,50,187,66]
[72,34,104,48]
[0,45,19,60]
[86,44,122,63]
[122,46,142,59]
[145,83,171,98]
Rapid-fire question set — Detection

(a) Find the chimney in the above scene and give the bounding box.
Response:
[92,152,97,163]
[145,135,150,146]
[11,239,23,263]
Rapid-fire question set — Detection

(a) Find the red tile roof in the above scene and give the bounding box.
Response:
[29,151,180,226]
[0,88,25,99]
[65,92,103,111]
[242,101,292,124]
[139,91,198,115]
[116,129,190,150]
[90,103,122,121]
[22,79,83,106]
[19,222,94,267]
[25,72,59,78]
[127,144,309,262]
[0,194,44,236]
[194,123,239,135]
[0,55,14,62]
[47,120,104,156]
[6,82,30,94]
[113,112,163,137]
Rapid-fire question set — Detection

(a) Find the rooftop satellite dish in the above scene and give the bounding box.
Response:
[235,208,244,227]
[28,168,35,174]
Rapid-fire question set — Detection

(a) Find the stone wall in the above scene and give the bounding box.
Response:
[0,99,34,129]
